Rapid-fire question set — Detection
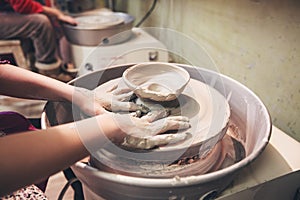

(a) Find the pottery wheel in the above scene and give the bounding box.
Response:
[75,13,124,29]
[93,77,230,161]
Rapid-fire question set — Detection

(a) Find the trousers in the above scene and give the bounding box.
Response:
[0,12,58,64]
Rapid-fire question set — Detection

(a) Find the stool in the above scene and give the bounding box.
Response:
[0,40,30,69]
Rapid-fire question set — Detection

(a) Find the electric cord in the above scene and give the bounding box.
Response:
[57,177,79,200]
[135,0,158,27]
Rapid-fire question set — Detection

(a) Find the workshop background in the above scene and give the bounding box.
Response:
[114,0,300,141]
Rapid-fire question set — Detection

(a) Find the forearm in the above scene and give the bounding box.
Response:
[0,122,86,196]
[0,64,74,102]
[42,5,62,18]
[0,114,123,196]
[42,6,77,25]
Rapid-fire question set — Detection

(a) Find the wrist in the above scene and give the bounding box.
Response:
[96,114,126,145]
[71,87,89,106]
[72,114,126,154]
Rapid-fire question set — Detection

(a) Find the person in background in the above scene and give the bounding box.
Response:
[0,63,191,199]
[0,0,77,82]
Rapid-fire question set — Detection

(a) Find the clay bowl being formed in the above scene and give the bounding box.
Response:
[122,62,190,101]
[91,76,231,162]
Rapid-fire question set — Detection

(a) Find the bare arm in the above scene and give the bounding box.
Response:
[0,64,73,101]
[0,114,123,197]
[0,64,105,115]
[0,64,121,195]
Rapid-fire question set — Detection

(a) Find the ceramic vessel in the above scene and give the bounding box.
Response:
[62,12,134,46]
[122,62,190,101]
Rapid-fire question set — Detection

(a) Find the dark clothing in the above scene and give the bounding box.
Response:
[0,0,59,64]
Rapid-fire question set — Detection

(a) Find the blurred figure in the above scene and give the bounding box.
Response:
[0,0,77,81]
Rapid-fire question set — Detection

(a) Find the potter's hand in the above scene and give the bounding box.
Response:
[42,6,78,26]
[114,110,191,150]
[73,82,147,116]
[72,87,107,116]
[93,80,148,114]
[58,14,77,26]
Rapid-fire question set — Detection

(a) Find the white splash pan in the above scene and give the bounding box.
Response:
[41,63,271,200]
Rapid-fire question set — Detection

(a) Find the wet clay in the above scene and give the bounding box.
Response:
[94,77,230,153]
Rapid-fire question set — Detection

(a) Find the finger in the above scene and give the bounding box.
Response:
[114,91,135,102]
[166,116,190,122]
[166,117,191,130]
[110,101,142,112]
[150,132,192,146]
[123,132,191,150]
[141,109,170,122]
[113,88,133,95]
[140,116,190,135]
[156,117,190,133]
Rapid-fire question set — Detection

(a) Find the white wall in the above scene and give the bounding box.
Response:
[124,0,300,141]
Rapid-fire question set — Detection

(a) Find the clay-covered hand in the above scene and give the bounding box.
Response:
[93,80,148,114]
[114,110,191,150]
[72,87,107,116]
[73,81,148,116]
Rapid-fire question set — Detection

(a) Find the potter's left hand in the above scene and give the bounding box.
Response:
[73,82,147,116]
[93,79,148,114]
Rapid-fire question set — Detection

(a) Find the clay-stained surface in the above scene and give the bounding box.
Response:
[94,77,230,153]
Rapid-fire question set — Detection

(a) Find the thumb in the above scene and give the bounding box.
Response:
[94,105,109,115]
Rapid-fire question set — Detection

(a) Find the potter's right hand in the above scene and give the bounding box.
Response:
[113,110,191,150]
